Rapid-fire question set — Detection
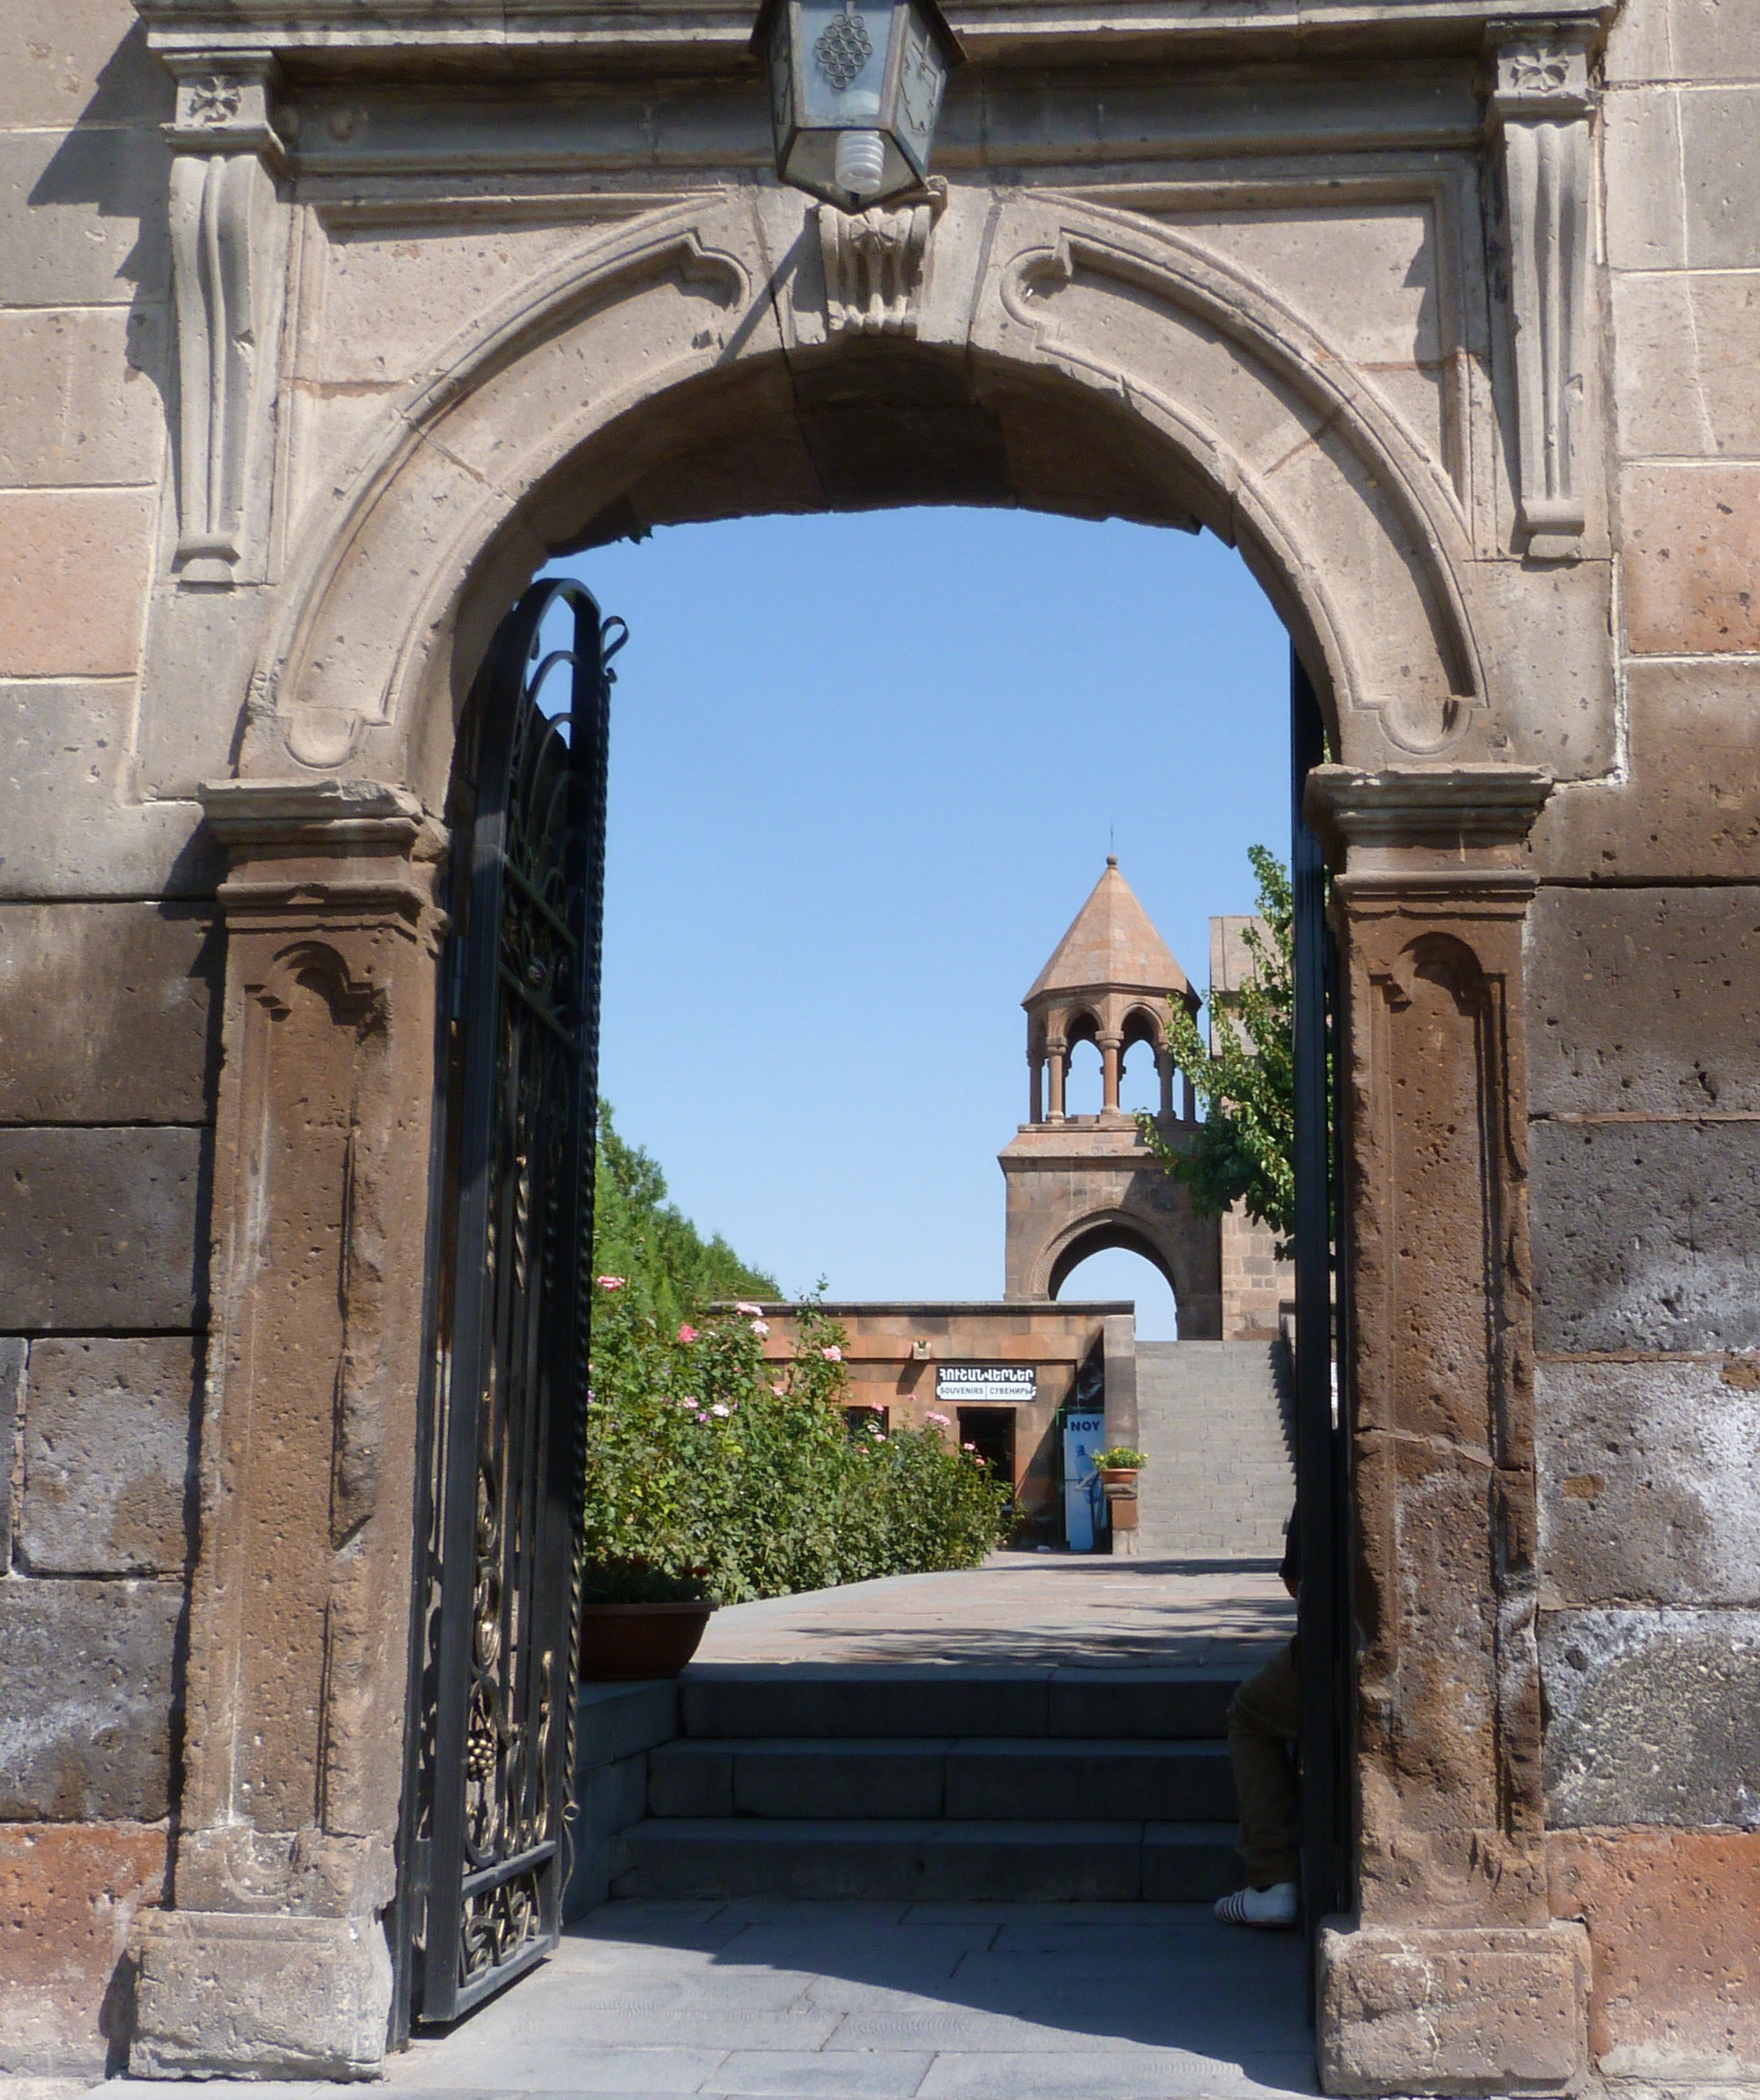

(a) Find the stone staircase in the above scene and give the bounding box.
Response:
[609,1664,1244,1903]
[1134,1341,1296,1558]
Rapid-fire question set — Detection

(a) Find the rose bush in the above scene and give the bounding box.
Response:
[583,1290,1008,1604]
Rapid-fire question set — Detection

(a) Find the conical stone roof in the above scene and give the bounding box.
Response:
[1024,858,1192,1005]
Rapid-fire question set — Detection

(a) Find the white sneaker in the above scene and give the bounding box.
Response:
[1214,1881,1299,1928]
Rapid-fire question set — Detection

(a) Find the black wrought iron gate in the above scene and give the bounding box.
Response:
[394,578,624,2034]
[1291,648,1353,1959]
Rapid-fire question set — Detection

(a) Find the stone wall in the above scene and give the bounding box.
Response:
[0,0,212,2067]
[1525,1,1760,2081]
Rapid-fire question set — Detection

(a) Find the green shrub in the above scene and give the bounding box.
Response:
[582,1289,1009,1605]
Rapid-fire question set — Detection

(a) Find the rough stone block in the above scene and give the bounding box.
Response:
[0,681,213,901]
[1678,87,1760,270]
[1609,0,1760,83]
[0,1126,207,1330]
[1549,1827,1760,2081]
[1317,1921,1591,2096]
[1530,1120,1760,1353]
[134,582,278,802]
[0,1334,23,1572]
[1529,658,1760,882]
[1528,887,1760,1116]
[1605,84,1760,272]
[0,1577,180,1819]
[130,1910,392,2080]
[0,1819,168,2077]
[0,6,173,128]
[19,1337,195,1576]
[1623,464,1760,657]
[0,128,170,309]
[1540,1607,1760,1827]
[1611,271,1760,459]
[1602,86,1686,273]
[0,489,155,678]
[1537,1357,1760,1608]
[0,905,216,1124]
[0,307,165,488]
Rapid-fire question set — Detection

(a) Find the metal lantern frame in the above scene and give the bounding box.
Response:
[752,0,964,210]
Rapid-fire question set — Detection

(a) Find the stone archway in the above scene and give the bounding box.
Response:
[136,162,1585,2094]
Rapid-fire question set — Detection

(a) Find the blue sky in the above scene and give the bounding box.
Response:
[550,506,1287,1339]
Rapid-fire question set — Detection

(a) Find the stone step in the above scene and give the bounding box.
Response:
[612,1818,1240,1904]
[679,1666,1240,1743]
[648,1736,1236,1823]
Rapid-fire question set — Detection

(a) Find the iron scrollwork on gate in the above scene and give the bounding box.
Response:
[398,578,624,2030]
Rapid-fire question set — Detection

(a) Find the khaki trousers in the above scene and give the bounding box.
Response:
[1226,1636,1301,1888]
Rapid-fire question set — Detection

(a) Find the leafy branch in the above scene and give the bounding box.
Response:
[1136,845,1295,1254]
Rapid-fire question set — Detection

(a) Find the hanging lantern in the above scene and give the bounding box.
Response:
[752,0,964,211]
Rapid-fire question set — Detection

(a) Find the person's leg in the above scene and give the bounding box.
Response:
[1216,1638,1301,1926]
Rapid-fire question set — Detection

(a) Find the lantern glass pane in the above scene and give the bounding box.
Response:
[796,0,891,127]
[892,0,947,177]
[784,126,917,205]
[766,5,794,140]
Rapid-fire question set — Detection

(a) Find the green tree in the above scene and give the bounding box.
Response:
[1137,845,1295,1252]
[590,1102,779,1331]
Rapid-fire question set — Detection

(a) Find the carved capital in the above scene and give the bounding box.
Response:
[1304,763,1553,875]
[201,778,447,944]
[1487,27,1595,558]
[165,51,287,163]
[817,179,947,339]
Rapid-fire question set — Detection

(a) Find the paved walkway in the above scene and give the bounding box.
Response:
[378,1897,1316,2099]
[81,1560,1309,2100]
[692,1550,1294,1673]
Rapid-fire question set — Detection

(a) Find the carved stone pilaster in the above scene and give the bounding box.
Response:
[165,55,290,587]
[1305,768,1591,2097]
[128,781,447,2080]
[816,180,947,338]
[1489,30,1595,560]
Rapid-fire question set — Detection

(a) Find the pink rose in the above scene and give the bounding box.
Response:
[926,1411,951,1428]
[735,1302,763,1317]
[821,1345,842,1362]
[597,1275,626,1291]
[711,1402,730,1418]
[771,1382,787,1397]
[678,1324,699,1344]
[750,1320,770,1338]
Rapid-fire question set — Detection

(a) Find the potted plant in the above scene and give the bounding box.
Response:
[1090,1447,1146,1536]
[578,1559,716,1681]
[1092,1445,1148,1486]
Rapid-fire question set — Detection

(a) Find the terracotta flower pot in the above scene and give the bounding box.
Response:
[578,1600,715,1681]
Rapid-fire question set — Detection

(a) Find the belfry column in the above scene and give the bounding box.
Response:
[129,781,448,2079]
[1099,1032,1123,1114]
[1307,768,1590,2097]
[1045,1037,1067,1123]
